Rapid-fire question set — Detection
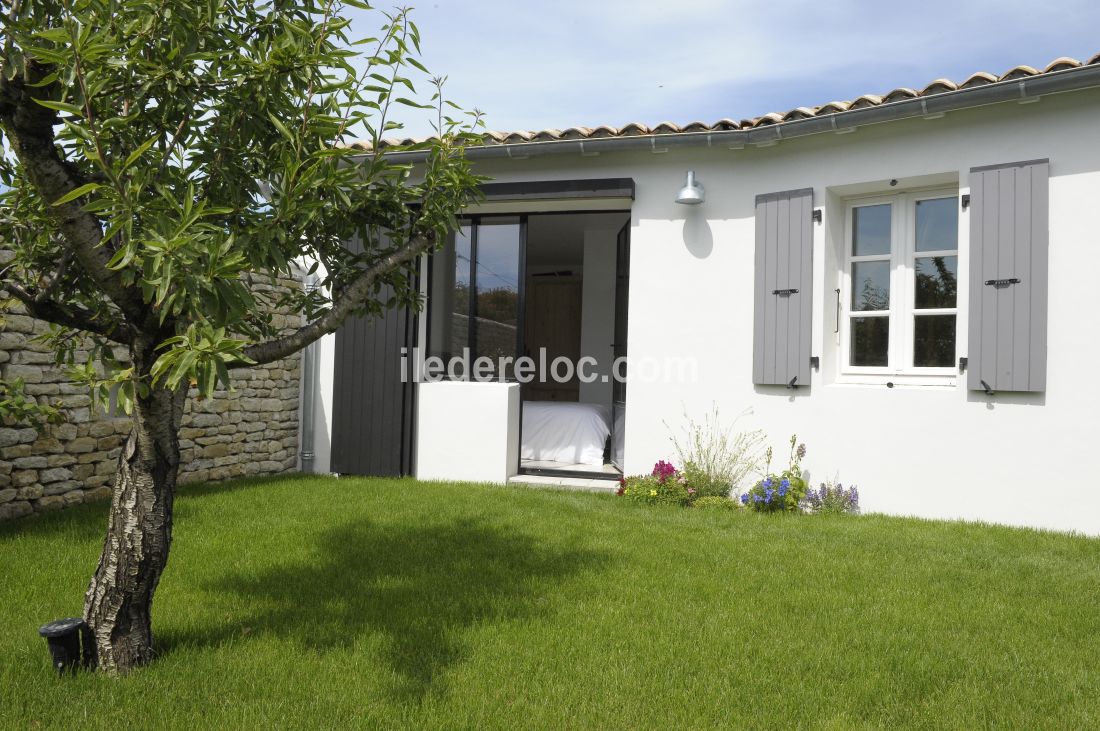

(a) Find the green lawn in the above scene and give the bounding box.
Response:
[2,476,1099,729]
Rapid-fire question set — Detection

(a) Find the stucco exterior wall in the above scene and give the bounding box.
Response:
[311,87,1100,534]
[480,89,1100,533]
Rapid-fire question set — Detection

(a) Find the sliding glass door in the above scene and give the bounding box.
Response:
[427,216,526,375]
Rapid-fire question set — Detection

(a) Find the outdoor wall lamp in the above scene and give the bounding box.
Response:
[675,170,705,205]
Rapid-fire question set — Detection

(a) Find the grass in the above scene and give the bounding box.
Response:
[2,475,1099,729]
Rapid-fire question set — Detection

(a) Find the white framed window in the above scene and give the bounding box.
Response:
[839,188,959,382]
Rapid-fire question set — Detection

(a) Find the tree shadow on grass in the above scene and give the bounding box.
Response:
[162,517,610,702]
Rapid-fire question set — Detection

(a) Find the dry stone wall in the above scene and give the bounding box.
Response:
[0,275,302,521]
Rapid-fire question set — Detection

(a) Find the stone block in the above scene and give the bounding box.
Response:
[12,470,37,486]
[40,467,73,484]
[187,414,221,428]
[84,486,112,503]
[67,437,97,453]
[53,423,79,440]
[97,436,122,451]
[1,445,31,459]
[47,453,77,467]
[0,487,15,504]
[31,436,63,454]
[15,484,43,501]
[71,463,95,481]
[0,500,33,520]
[87,422,117,438]
[44,480,80,496]
[35,495,65,511]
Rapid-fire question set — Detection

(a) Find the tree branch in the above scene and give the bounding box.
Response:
[0,62,146,325]
[238,234,434,367]
[5,281,129,342]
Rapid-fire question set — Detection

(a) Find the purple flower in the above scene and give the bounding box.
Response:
[765,488,774,503]
[762,477,773,488]
[740,494,749,505]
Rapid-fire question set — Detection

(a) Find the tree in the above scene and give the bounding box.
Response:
[0,0,483,673]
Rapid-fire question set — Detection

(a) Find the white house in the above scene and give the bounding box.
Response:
[303,53,1100,535]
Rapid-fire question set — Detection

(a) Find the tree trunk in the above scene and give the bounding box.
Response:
[82,356,188,674]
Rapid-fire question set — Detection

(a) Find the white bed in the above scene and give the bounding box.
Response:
[521,402,611,466]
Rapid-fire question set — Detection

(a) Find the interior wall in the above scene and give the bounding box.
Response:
[579,227,617,405]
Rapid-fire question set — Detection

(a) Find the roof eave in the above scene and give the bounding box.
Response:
[368,64,1100,165]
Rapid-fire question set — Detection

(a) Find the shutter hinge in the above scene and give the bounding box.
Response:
[785,376,799,389]
[984,277,1021,287]
[772,288,799,296]
[958,356,967,373]
[960,194,970,209]
[811,209,822,223]
[810,356,820,370]
[980,379,995,396]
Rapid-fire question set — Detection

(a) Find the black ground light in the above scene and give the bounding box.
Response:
[38,618,90,676]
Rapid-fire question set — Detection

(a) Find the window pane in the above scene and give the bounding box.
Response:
[427,224,470,360]
[850,317,889,366]
[851,261,890,311]
[913,314,956,367]
[852,204,891,256]
[915,197,958,252]
[914,256,957,309]
[474,219,521,363]
[453,225,472,355]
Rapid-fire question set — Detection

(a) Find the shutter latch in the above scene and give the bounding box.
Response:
[772,288,799,296]
[785,376,798,389]
[980,379,995,396]
[984,278,1021,287]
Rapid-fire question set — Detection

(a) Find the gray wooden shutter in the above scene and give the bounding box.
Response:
[753,188,814,386]
[967,159,1049,392]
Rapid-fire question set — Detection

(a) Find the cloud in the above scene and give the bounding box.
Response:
[346,0,1100,138]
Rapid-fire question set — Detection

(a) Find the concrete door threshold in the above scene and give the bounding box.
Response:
[508,473,620,493]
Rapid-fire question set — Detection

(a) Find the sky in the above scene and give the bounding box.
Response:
[343,0,1100,139]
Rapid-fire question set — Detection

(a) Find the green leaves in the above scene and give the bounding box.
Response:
[31,98,83,116]
[51,182,102,206]
[1,0,483,407]
[151,325,254,398]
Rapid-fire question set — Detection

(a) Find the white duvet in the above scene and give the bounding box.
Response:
[521,402,611,466]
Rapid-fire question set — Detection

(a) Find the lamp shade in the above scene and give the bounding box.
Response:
[675,170,705,205]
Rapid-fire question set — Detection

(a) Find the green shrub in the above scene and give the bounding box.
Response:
[679,461,732,499]
[692,496,738,511]
[668,406,766,495]
[617,461,692,507]
[802,478,860,515]
[740,435,808,513]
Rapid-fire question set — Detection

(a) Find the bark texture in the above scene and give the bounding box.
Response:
[82,344,188,673]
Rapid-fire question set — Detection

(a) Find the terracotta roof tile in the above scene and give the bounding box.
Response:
[958,71,998,89]
[999,64,1040,81]
[1044,57,1081,72]
[349,52,1098,151]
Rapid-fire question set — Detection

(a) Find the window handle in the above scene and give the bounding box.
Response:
[834,288,841,333]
